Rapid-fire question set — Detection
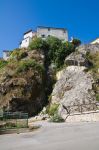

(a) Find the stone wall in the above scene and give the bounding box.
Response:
[37,27,68,41]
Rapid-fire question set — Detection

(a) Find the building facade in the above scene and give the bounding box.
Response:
[2,26,68,60]
[19,30,36,48]
[37,26,68,41]
[19,26,68,48]
[91,38,99,44]
[3,50,11,60]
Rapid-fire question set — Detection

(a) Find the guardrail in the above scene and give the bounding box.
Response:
[62,102,98,114]
[0,112,28,131]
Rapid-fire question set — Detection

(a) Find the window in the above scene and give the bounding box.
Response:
[41,34,45,38]
[6,52,10,57]
[48,28,50,31]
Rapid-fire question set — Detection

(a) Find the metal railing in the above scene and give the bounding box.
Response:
[62,102,97,115]
[0,112,28,131]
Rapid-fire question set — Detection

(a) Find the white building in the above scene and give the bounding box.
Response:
[3,50,11,60]
[91,38,99,44]
[2,26,68,60]
[19,26,68,48]
[19,30,36,48]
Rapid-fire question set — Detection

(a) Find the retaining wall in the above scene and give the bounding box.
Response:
[65,110,99,122]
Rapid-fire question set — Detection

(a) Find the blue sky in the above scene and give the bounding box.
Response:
[0,0,99,57]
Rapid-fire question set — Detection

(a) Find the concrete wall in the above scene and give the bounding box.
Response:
[20,31,36,48]
[65,110,99,122]
[91,38,99,44]
[3,51,10,60]
[24,31,33,39]
[37,27,68,41]
[20,37,32,48]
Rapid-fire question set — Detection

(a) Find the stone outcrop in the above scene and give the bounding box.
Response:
[65,44,99,67]
[0,49,46,116]
[51,66,96,117]
[50,44,99,119]
[0,43,98,119]
[65,51,89,67]
[77,44,99,54]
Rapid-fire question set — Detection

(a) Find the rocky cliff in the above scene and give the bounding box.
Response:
[50,44,99,119]
[0,48,47,116]
[0,42,99,118]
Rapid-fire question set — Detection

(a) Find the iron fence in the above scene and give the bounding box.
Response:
[62,103,98,114]
[0,112,28,131]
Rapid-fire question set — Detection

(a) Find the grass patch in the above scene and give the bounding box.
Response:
[86,52,99,76]
[0,60,8,69]
[96,94,99,101]
[86,52,99,101]
[47,103,59,116]
[10,49,28,60]
[16,59,44,74]
[50,112,64,123]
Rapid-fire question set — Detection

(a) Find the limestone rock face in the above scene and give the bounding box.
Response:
[65,44,99,67]
[0,49,46,116]
[65,52,89,67]
[51,66,96,118]
[77,44,99,54]
[50,44,99,118]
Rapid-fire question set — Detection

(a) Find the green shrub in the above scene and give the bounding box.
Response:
[55,42,75,68]
[46,36,75,68]
[18,51,28,59]
[86,52,99,98]
[86,52,99,78]
[72,38,81,47]
[46,36,62,61]
[50,112,64,123]
[0,60,8,69]
[28,36,81,69]
[17,59,44,73]
[10,49,28,60]
[96,94,99,101]
[48,103,59,116]
[29,37,48,51]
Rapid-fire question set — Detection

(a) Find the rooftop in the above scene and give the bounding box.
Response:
[24,29,33,35]
[3,50,11,52]
[37,26,67,31]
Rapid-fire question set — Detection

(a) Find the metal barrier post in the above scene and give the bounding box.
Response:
[27,114,28,128]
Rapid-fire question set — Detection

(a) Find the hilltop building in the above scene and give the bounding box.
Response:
[19,26,68,48]
[3,50,11,60]
[2,26,68,60]
[91,38,99,44]
[19,30,36,48]
[37,26,68,40]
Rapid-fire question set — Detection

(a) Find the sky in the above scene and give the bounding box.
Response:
[0,0,99,57]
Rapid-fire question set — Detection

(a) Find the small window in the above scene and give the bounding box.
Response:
[48,28,50,31]
[41,34,45,38]
[6,52,10,57]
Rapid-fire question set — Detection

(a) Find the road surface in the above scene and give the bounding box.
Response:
[0,121,99,150]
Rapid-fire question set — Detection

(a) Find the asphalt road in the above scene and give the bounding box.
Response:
[0,121,99,150]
